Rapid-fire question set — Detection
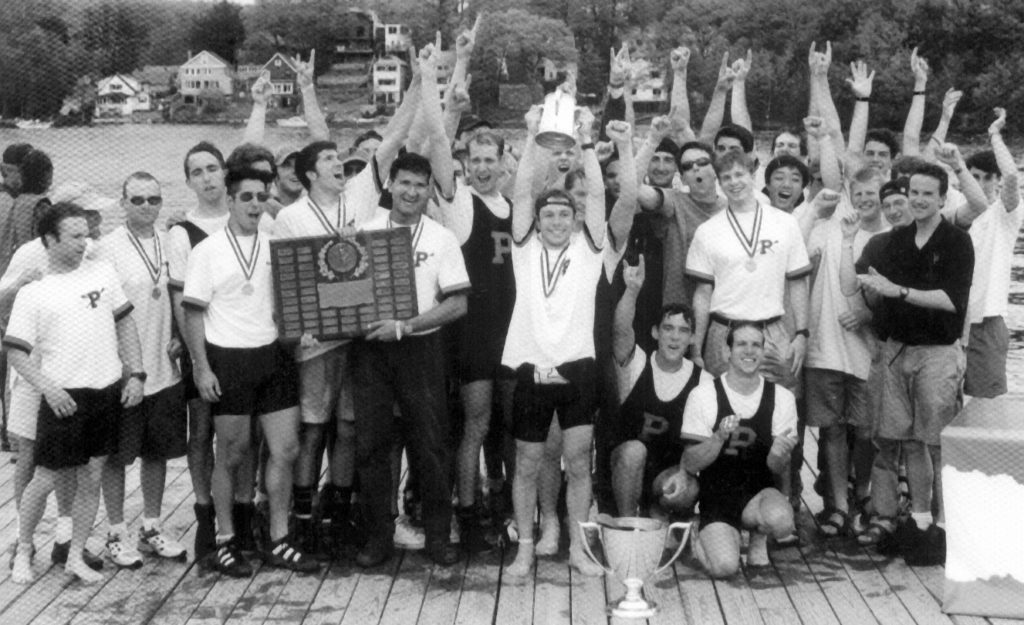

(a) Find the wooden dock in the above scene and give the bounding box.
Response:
[1,432,1022,625]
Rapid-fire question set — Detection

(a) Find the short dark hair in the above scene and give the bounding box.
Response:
[2,143,33,166]
[38,201,86,247]
[183,141,225,180]
[225,167,274,197]
[121,171,160,197]
[891,154,929,179]
[564,167,586,192]
[295,140,338,190]
[533,188,576,217]
[965,150,999,177]
[467,131,505,157]
[725,321,765,348]
[353,130,382,149]
[389,152,432,183]
[712,150,756,176]
[764,155,811,189]
[771,129,808,156]
[865,129,900,158]
[657,303,695,330]
[715,124,755,153]
[677,141,714,170]
[19,149,53,195]
[653,137,680,160]
[910,162,949,196]
[227,143,277,178]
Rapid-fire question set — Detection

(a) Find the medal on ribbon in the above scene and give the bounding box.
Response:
[726,205,763,272]
[125,227,164,299]
[540,244,570,298]
[225,228,261,296]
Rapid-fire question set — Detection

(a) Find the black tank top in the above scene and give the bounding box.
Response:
[460,192,515,325]
[698,377,776,497]
[619,354,703,460]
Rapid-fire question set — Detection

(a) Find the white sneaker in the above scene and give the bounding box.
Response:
[138,526,187,560]
[393,515,425,550]
[106,533,143,569]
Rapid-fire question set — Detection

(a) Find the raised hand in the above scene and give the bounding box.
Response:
[731,49,753,81]
[933,142,963,169]
[609,42,631,86]
[293,50,316,90]
[450,74,472,113]
[670,46,691,72]
[941,88,963,119]
[250,70,273,105]
[813,188,842,219]
[418,38,439,80]
[605,120,632,145]
[846,60,875,99]
[989,106,1007,136]
[575,104,595,142]
[622,253,645,291]
[649,115,672,140]
[594,140,615,162]
[910,46,929,86]
[525,104,542,135]
[715,51,737,91]
[840,211,861,240]
[803,115,825,139]
[808,41,832,76]
[455,13,482,61]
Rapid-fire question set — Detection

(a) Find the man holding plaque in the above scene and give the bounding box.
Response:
[271,55,421,556]
[680,322,798,577]
[183,167,318,577]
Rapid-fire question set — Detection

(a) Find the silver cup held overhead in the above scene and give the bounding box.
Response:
[535,88,577,150]
[578,517,693,619]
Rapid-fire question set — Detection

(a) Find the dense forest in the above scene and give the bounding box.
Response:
[1,0,1021,132]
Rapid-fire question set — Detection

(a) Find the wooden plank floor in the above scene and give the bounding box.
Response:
[2,433,1024,625]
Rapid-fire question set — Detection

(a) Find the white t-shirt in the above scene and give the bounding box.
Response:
[434,184,511,246]
[616,347,712,403]
[805,213,886,379]
[686,204,811,320]
[502,230,617,370]
[361,213,470,336]
[5,260,131,389]
[681,377,797,441]
[96,226,180,395]
[182,229,277,348]
[965,199,1024,326]
[166,211,229,288]
[273,166,382,239]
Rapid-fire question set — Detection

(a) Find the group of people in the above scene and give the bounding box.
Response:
[0,19,1018,587]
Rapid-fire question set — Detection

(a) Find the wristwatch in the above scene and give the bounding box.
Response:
[898,287,910,301]
[129,371,147,382]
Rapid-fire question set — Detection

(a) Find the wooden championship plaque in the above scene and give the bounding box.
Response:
[270,229,418,341]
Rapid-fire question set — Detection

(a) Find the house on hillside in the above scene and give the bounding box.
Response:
[382,23,412,54]
[629,58,668,113]
[239,53,300,108]
[132,65,178,99]
[370,55,409,106]
[178,50,233,103]
[95,74,151,117]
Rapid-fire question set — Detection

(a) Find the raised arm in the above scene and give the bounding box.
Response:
[375,63,423,176]
[698,52,735,144]
[613,254,645,364]
[838,213,862,296]
[810,42,845,153]
[606,120,637,248]
[923,88,963,161]
[634,116,672,212]
[512,105,543,241]
[989,107,1020,211]
[442,15,481,143]
[934,142,989,226]
[418,40,455,199]
[729,49,753,131]
[668,47,695,143]
[902,47,929,157]
[805,115,842,192]
[242,70,272,145]
[576,106,607,245]
[295,51,329,141]
[846,60,875,155]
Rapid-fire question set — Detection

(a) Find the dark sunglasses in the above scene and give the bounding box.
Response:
[679,157,712,172]
[236,191,270,202]
[128,195,162,206]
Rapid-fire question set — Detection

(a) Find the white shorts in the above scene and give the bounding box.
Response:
[8,377,41,441]
[299,344,354,425]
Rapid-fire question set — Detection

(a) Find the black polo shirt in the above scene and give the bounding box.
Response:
[855,217,973,345]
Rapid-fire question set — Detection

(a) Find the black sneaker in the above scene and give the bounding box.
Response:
[457,505,501,553]
[265,535,321,573]
[878,517,922,558]
[903,524,945,566]
[425,539,460,566]
[356,538,394,568]
[193,503,217,565]
[232,503,257,553]
[294,517,330,562]
[212,541,252,578]
[51,541,104,571]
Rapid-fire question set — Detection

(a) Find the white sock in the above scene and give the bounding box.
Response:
[56,516,73,543]
[216,533,235,545]
[109,522,128,539]
[142,517,159,532]
[911,512,933,531]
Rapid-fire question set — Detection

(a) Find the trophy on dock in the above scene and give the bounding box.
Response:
[578,517,693,619]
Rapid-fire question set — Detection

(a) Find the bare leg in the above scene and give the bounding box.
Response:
[535,421,562,556]
[12,435,35,508]
[563,425,603,576]
[187,399,214,504]
[259,408,301,541]
[740,488,794,566]
[12,466,56,584]
[458,380,493,506]
[694,521,741,578]
[506,439,544,577]
[610,440,646,517]
[141,458,167,520]
[101,458,126,526]
[212,415,252,539]
[67,458,105,583]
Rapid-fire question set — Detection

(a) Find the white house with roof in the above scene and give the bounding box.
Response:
[382,23,412,53]
[95,74,151,116]
[178,50,233,103]
[371,55,408,105]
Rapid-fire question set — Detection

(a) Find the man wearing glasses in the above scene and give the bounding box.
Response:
[95,172,187,567]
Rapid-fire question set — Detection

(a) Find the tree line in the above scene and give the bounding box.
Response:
[1,0,1022,134]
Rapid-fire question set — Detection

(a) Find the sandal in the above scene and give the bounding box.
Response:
[857,517,895,546]
[817,509,849,538]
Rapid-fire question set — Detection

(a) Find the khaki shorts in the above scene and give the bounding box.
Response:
[963,316,1008,398]
[805,367,869,429]
[299,344,354,425]
[878,339,965,446]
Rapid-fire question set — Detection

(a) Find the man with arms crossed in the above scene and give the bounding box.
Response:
[8,203,145,584]
[183,167,318,576]
[681,323,798,577]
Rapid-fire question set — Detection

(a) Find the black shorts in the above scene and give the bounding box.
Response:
[207,341,299,417]
[180,346,200,402]
[698,476,773,530]
[456,310,511,384]
[114,382,187,465]
[35,383,122,470]
[512,361,596,443]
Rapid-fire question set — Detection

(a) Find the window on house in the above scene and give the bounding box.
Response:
[653,89,662,96]
[388,26,397,34]
[650,71,660,79]
[631,88,638,95]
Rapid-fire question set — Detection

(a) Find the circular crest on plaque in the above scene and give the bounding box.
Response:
[318,238,369,280]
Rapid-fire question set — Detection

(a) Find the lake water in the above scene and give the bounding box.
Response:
[2,123,1022,393]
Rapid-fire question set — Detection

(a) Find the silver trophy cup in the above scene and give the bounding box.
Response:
[535,89,577,150]
[578,517,692,619]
